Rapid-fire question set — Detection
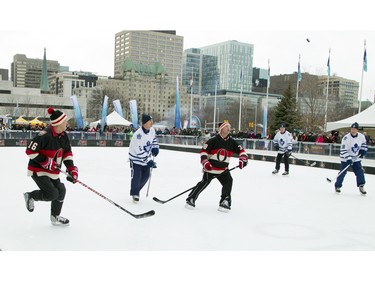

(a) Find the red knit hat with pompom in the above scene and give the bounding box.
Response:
[218,121,230,132]
[47,107,67,126]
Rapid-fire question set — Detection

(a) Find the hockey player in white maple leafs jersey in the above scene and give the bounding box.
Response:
[335,122,368,195]
[272,123,293,175]
[128,114,159,203]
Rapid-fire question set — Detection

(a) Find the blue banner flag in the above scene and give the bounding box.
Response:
[100,95,108,133]
[129,99,138,128]
[364,48,368,72]
[70,95,84,129]
[262,105,268,138]
[113,99,124,117]
[175,76,181,129]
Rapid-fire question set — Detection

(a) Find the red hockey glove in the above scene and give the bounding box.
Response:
[239,154,248,169]
[67,166,78,183]
[201,159,212,171]
[40,157,57,171]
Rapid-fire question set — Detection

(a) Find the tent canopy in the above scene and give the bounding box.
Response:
[326,103,375,131]
[15,116,30,125]
[90,111,132,128]
[29,117,46,126]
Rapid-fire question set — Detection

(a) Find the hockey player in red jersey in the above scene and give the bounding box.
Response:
[185,121,248,212]
[24,108,78,225]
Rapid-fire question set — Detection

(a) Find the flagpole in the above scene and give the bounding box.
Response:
[263,59,270,138]
[359,40,366,113]
[189,67,193,128]
[324,48,331,132]
[238,67,243,132]
[213,80,217,132]
[296,54,301,110]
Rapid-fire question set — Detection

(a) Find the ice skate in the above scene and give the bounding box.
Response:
[132,195,140,204]
[185,198,195,209]
[282,171,289,175]
[50,215,70,226]
[218,199,231,213]
[359,185,367,195]
[272,169,279,174]
[23,192,34,212]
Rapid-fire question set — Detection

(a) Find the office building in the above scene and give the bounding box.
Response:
[11,53,60,90]
[114,30,184,83]
[200,40,254,93]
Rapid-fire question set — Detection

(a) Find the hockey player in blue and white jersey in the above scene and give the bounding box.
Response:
[272,123,293,175]
[128,114,159,203]
[335,122,368,195]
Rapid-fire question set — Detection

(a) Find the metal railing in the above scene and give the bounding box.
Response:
[1,130,374,159]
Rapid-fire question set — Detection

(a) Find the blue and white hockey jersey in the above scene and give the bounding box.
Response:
[340,132,367,163]
[128,127,159,166]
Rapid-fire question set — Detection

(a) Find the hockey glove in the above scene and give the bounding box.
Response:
[201,159,213,171]
[147,160,157,168]
[274,143,279,150]
[66,166,78,183]
[346,158,353,166]
[239,154,248,169]
[151,147,159,157]
[40,157,58,171]
[359,150,367,158]
[286,150,292,157]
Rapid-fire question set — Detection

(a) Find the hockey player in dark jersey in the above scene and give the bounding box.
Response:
[185,121,248,212]
[24,108,78,225]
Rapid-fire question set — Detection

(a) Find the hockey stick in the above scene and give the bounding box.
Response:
[290,155,316,167]
[326,163,351,183]
[146,156,155,198]
[153,165,240,204]
[60,169,155,219]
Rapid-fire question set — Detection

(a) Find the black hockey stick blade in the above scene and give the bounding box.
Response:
[152,196,170,204]
[131,210,156,219]
[326,177,332,182]
[152,186,194,204]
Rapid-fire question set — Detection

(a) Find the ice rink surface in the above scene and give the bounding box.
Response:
[1,146,374,280]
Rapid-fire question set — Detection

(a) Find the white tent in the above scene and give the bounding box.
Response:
[90,111,132,128]
[326,103,375,131]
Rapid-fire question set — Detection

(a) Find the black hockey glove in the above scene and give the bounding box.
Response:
[274,143,279,150]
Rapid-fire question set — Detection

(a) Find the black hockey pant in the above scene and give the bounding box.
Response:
[31,175,66,217]
[275,153,290,172]
[187,170,233,205]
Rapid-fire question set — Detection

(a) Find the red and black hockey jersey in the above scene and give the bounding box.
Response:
[26,126,75,179]
[200,134,247,175]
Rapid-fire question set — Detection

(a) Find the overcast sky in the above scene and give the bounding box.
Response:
[1,1,374,102]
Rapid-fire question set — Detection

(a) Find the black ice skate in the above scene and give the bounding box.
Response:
[359,185,367,195]
[272,169,279,174]
[218,199,231,213]
[185,198,195,209]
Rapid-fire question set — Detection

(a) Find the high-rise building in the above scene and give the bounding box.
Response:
[199,40,254,93]
[11,52,60,90]
[114,30,184,83]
